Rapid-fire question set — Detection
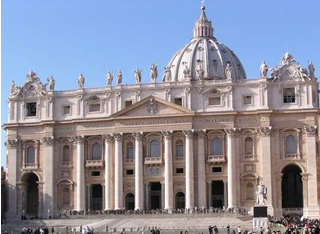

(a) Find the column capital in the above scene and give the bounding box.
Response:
[303,125,317,136]
[72,135,85,143]
[41,136,55,145]
[132,132,144,140]
[300,173,309,181]
[256,126,272,136]
[224,128,237,136]
[103,134,113,143]
[196,129,206,138]
[183,129,194,138]
[113,133,123,141]
[6,139,19,148]
[161,130,172,139]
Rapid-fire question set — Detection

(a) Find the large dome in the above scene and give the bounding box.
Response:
[164,6,246,82]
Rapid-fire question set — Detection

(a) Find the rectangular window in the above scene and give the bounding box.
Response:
[212,167,222,173]
[283,88,295,103]
[243,95,252,105]
[174,98,183,106]
[26,102,37,116]
[126,169,134,175]
[63,105,71,115]
[176,168,184,174]
[208,97,221,106]
[125,100,133,108]
[91,171,100,177]
[89,103,100,112]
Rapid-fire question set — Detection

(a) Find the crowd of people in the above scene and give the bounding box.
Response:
[66,207,249,217]
[20,226,52,234]
[269,215,320,234]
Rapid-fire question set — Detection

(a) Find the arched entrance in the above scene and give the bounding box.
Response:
[175,192,185,209]
[125,193,135,210]
[22,173,39,215]
[91,184,102,210]
[282,165,303,209]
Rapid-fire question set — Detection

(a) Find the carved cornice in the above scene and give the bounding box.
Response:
[132,132,144,140]
[72,135,85,143]
[256,126,272,136]
[303,126,317,136]
[41,136,54,145]
[300,173,309,181]
[183,129,194,138]
[6,139,19,148]
[161,130,172,139]
[224,128,237,136]
[113,133,123,141]
[102,134,113,143]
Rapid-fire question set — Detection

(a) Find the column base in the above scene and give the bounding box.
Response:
[266,205,274,216]
[304,205,320,218]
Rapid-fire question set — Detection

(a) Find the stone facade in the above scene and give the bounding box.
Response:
[4,5,320,218]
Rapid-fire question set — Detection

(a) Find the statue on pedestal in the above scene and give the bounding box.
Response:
[150,64,158,83]
[133,68,142,84]
[260,61,268,79]
[106,72,113,86]
[117,70,122,85]
[308,61,315,79]
[162,66,171,82]
[225,63,232,80]
[256,181,267,206]
[78,74,85,88]
[47,76,55,91]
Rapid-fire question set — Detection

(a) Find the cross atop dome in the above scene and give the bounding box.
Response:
[194,2,214,38]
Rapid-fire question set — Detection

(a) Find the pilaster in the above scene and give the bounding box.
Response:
[197,130,206,208]
[114,133,123,210]
[103,134,113,210]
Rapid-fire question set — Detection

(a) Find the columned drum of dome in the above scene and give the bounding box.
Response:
[3,4,320,219]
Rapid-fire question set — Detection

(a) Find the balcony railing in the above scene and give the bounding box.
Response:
[23,163,38,169]
[285,154,300,160]
[243,154,258,161]
[207,155,225,163]
[175,156,184,161]
[125,159,134,164]
[60,161,72,168]
[86,160,104,168]
[144,157,162,165]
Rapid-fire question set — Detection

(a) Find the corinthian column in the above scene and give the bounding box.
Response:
[257,126,274,215]
[41,136,55,212]
[197,130,207,208]
[73,135,85,210]
[133,132,144,211]
[114,133,123,210]
[161,130,173,211]
[6,139,19,216]
[304,126,320,216]
[183,130,194,210]
[224,128,236,208]
[103,134,113,210]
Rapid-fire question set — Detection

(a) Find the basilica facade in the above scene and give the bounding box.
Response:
[4,5,320,218]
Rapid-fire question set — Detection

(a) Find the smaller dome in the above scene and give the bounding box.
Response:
[163,5,246,82]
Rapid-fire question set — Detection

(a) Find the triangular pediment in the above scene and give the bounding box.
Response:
[111,95,194,118]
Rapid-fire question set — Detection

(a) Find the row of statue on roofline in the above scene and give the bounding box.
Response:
[9,56,316,96]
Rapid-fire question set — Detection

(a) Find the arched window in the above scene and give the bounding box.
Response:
[246,183,254,200]
[127,142,134,159]
[26,146,35,164]
[62,188,70,205]
[150,140,160,157]
[286,135,297,154]
[92,143,101,160]
[62,145,70,162]
[176,140,183,158]
[211,137,223,155]
[244,137,253,155]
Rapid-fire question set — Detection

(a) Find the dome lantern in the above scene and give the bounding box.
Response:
[193,5,214,38]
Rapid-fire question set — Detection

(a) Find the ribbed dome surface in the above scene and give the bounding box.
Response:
[164,6,247,82]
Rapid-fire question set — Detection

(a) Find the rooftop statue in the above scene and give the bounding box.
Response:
[256,181,267,206]
[162,66,171,82]
[150,64,158,83]
[183,65,191,80]
[225,63,232,80]
[106,71,113,86]
[308,61,315,79]
[78,74,85,89]
[47,76,55,91]
[10,81,16,96]
[260,61,268,79]
[117,70,122,85]
[133,68,142,84]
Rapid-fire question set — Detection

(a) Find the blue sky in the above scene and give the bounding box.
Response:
[2,0,320,166]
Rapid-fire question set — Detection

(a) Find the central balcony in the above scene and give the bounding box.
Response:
[144,157,162,165]
[86,160,104,168]
[207,155,226,163]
